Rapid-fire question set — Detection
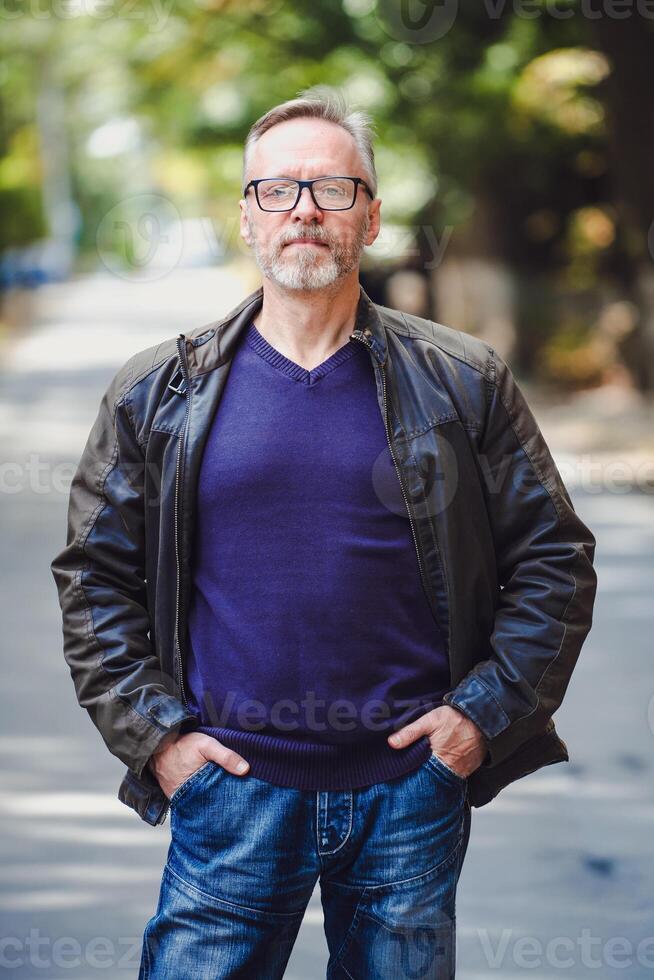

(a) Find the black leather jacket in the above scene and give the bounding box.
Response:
[50,283,597,826]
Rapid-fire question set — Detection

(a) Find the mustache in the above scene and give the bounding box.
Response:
[281,229,330,245]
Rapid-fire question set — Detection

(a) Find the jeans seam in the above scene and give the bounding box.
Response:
[328,888,369,973]
[164,862,304,919]
[318,792,354,856]
[324,829,463,896]
[141,927,151,980]
[367,836,463,894]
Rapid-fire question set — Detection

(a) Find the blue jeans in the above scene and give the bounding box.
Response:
[138,752,472,979]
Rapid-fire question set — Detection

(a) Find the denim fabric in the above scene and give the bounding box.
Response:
[138,753,472,979]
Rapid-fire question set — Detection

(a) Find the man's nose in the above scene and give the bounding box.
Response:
[291,186,323,220]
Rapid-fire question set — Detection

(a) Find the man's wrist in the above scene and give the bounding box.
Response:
[147,728,181,772]
[446,702,492,766]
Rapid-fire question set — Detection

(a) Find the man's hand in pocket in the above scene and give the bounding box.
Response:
[147,732,250,799]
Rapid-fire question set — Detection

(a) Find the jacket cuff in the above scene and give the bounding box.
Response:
[442,672,517,767]
[118,765,170,826]
[131,694,199,778]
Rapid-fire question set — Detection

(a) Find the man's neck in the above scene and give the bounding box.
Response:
[251,273,362,372]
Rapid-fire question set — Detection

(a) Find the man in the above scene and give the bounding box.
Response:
[51,87,597,979]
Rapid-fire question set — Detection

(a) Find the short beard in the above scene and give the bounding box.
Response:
[246,209,370,292]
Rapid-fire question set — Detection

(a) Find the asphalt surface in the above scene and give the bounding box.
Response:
[1,270,652,979]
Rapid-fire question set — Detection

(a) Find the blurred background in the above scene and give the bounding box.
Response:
[0,2,653,978]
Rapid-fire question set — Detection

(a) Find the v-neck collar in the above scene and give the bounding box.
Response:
[245,321,362,386]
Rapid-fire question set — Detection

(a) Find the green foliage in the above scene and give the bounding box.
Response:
[0,0,650,385]
[0,186,46,250]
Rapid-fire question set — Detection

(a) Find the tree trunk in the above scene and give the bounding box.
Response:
[589,18,654,390]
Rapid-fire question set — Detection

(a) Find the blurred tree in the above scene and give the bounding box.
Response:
[1,0,652,389]
[589,17,654,392]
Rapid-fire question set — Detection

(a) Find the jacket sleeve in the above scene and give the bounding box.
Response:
[50,356,197,778]
[442,349,598,767]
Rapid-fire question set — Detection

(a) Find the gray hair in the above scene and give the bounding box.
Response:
[242,85,378,198]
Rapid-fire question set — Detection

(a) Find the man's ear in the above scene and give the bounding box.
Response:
[239,200,253,247]
[365,198,382,247]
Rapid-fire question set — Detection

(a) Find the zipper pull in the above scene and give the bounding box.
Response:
[168,365,188,396]
[168,334,189,396]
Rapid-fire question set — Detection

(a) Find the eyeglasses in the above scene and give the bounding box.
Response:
[243,176,375,212]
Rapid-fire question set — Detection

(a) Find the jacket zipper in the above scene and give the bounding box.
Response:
[172,334,191,712]
[154,337,191,826]
[349,329,434,613]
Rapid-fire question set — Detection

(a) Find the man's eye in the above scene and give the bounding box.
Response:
[319,184,347,197]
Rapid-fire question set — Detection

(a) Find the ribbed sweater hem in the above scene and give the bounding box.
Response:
[185,725,435,791]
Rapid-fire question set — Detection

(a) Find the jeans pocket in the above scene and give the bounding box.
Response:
[426,751,468,786]
[168,761,215,809]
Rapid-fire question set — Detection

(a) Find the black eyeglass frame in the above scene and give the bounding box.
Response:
[242,175,375,212]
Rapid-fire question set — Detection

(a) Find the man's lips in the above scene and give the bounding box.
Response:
[284,240,328,246]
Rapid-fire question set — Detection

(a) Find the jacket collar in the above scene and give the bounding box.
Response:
[185,281,388,378]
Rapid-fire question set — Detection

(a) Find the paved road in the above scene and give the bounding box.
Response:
[1,272,652,978]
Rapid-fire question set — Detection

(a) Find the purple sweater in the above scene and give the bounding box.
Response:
[181,320,450,790]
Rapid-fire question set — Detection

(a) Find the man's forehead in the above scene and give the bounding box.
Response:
[253,160,350,178]
[250,120,360,174]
